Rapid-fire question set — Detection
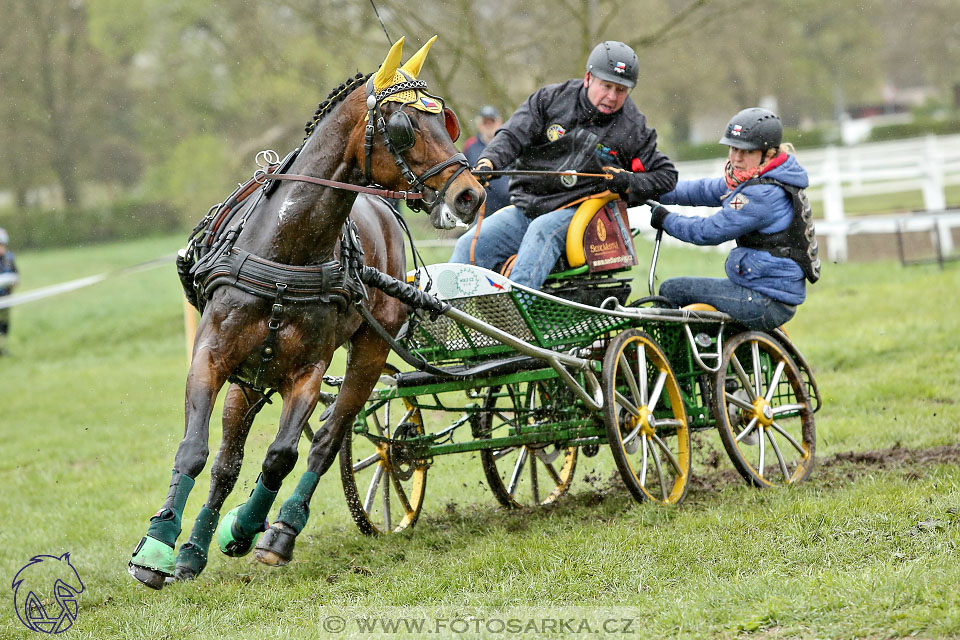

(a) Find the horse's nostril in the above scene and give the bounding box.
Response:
[455,189,481,214]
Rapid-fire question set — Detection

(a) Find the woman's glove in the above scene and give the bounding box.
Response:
[648,202,670,230]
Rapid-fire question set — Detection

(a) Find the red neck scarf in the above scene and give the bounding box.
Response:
[724,152,788,191]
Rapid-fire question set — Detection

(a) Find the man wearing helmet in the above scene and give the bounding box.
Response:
[0,227,19,355]
[450,41,677,291]
[650,108,818,331]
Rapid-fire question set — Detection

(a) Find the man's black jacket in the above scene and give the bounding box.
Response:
[481,79,677,218]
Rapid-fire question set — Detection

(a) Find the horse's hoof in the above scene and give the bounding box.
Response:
[128,563,167,590]
[216,505,265,558]
[255,522,297,566]
[175,541,207,581]
[129,536,175,589]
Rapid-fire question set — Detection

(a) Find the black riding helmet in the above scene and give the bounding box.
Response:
[586,41,639,89]
[719,108,782,152]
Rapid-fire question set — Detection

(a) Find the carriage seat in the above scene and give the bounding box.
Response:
[500,194,638,279]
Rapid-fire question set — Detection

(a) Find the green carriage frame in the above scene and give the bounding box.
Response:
[340,262,821,534]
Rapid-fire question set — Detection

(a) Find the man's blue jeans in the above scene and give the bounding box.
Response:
[450,205,577,290]
[659,277,796,331]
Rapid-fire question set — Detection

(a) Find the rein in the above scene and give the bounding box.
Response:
[473,169,614,179]
[260,173,423,201]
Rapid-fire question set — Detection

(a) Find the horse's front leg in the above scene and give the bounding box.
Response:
[257,327,391,565]
[175,384,264,581]
[215,367,326,558]
[129,346,229,589]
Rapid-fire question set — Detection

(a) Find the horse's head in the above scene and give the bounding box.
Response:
[354,37,483,229]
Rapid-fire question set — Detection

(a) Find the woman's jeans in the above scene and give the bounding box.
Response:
[659,277,796,331]
[450,205,577,290]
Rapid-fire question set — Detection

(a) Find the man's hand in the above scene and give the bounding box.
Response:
[472,158,494,187]
[603,166,632,195]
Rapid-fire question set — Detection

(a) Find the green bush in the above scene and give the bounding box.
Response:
[0,199,184,250]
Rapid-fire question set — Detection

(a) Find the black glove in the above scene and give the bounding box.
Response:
[649,202,670,230]
[606,169,633,195]
[472,158,494,188]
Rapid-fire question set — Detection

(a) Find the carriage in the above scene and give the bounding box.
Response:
[335,195,822,535]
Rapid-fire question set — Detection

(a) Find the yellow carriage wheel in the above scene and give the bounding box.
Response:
[479,380,578,508]
[340,367,428,535]
[713,331,815,487]
[602,329,691,505]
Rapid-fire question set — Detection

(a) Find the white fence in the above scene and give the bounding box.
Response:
[672,133,960,262]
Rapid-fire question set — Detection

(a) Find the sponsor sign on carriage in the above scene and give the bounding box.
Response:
[582,201,638,272]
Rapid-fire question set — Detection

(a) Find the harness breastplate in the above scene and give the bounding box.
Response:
[735,177,821,283]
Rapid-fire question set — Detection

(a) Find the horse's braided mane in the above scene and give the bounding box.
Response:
[303,71,373,140]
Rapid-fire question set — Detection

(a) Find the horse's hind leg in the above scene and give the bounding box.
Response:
[129,347,228,589]
[216,370,325,558]
[257,329,391,565]
[175,384,264,581]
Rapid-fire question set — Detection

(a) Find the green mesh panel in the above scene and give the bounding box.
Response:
[405,290,630,364]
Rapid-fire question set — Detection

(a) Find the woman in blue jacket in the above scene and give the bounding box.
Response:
[650,108,817,330]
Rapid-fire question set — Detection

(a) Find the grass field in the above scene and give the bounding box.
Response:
[2,231,960,639]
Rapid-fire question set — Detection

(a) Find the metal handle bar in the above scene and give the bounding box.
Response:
[644,200,669,297]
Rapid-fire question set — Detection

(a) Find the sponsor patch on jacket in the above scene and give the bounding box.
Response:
[546,123,566,141]
[730,193,750,210]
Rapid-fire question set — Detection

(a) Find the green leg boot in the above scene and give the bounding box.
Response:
[175,506,219,581]
[216,476,276,557]
[256,472,318,566]
[129,471,195,589]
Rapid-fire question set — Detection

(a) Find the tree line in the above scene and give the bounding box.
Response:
[0,0,956,220]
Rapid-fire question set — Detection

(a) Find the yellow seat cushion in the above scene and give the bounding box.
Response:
[565,194,619,268]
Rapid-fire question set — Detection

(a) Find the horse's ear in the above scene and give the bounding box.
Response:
[444,107,461,142]
[373,37,405,93]
[400,35,437,79]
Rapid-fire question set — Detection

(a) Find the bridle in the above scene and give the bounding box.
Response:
[362,74,469,212]
[262,75,469,211]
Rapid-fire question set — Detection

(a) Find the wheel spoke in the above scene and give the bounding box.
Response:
[735,417,758,442]
[758,425,766,477]
[382,470,392,531]
[529,453,540,504]
[648,371,667,412]
[773,403,805,416]
[353,452,381,473]
[649,439,668,501]
[770,421,806,455]
[370,411,385,437]
[619,353,642,407]
[639,434,648,485]
[725,391,755,411]
[764,361,786,402]
[622,423,642,447]
[729,353,757,401]
[750,342,763,398]
[766,429,790,480]
[493,445,519,461]
[636,343,649,404]
[615,390,641,418]
[651,432,683,475]
[507,447,528,496]
[532,449,563,485]
[363,465,384,514]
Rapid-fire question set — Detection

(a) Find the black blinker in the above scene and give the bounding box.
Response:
[386,110,416,153]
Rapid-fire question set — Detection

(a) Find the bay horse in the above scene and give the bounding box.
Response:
[129,36,483,589]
